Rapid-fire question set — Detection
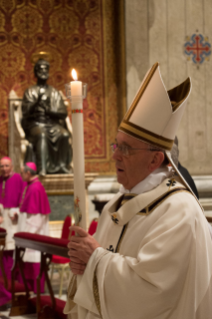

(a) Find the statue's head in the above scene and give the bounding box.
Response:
[34,59,50,81]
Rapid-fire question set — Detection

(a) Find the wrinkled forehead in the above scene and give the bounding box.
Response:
[116,131,150,147]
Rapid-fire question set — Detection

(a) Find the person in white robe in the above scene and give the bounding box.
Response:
[64,63,212,319]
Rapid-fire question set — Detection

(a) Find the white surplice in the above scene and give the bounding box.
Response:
[64,167,212,319]
[18,213,49,262]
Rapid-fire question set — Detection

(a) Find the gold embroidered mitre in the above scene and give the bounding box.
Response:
[118,62,198,198]
[119,62,191,151]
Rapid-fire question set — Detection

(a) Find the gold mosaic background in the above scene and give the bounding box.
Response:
[0,0,125,173]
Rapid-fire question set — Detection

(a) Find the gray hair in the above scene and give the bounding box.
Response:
[24,165,37,176]
[147,144,170,166]
[147,137,180,167]
[148,144,164,152]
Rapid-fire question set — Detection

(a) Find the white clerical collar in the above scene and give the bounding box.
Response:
[119,166,173,195]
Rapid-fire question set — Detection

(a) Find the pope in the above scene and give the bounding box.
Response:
[64,63,212,319]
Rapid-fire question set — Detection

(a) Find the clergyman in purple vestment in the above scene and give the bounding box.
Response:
[0,157,25,307]
[17,162,51,293]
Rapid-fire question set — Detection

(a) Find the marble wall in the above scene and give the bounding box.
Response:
[125,0,212,175]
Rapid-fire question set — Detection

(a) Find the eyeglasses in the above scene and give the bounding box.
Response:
[110,143,155,157]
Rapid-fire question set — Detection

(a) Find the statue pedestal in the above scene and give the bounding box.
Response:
[39,173,97,195]
[39,173,98,233]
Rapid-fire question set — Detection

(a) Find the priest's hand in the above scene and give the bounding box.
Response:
[0,215,3,224]
[10,212,18,223]
[67,225,101,275]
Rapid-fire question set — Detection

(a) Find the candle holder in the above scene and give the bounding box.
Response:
[65,83,87,100]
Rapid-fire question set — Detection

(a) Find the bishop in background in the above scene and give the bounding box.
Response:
[21,57,72,175]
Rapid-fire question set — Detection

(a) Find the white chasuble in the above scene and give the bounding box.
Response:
[64,177,212,319]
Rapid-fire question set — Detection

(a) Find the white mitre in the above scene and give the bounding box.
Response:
[119,62,195,196]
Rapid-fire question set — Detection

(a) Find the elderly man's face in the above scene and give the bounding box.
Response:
[0,159,13,178]
[112,132,157,190]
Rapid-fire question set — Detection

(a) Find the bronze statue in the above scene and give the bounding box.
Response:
[21,59,72,175]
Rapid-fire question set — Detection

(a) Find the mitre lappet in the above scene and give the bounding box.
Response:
[119,62,194,196]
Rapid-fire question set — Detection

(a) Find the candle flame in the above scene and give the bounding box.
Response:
[71,69,78,81]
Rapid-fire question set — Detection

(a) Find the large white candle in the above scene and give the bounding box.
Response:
[70,69,86,231]
[67,70,87,319]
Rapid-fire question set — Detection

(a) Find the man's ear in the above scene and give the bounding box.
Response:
[148,152,165,172]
